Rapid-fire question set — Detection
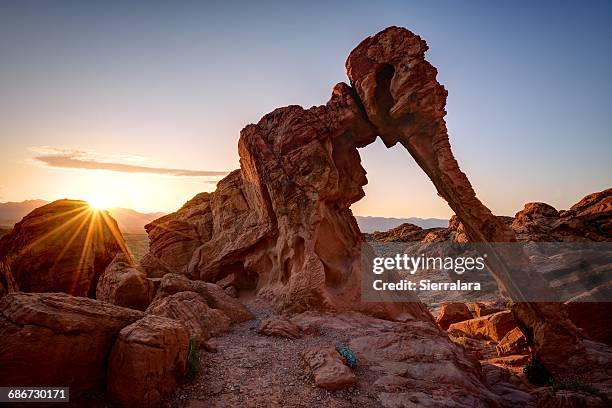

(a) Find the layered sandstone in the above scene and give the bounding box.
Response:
[0,200,129,297]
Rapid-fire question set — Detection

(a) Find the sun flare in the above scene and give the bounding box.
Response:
[85,192,114,210]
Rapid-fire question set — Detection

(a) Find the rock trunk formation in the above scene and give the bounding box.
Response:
[345,26,595,377]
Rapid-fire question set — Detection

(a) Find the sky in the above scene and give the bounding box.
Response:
[0,1,610,217]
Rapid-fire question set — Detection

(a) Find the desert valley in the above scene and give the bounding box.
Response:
[0,24,611,408]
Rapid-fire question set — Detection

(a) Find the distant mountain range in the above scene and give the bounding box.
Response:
[354,215,448,233]
[0,200,448,235]
[0,200,164,234]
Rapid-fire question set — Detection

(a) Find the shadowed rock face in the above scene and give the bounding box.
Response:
[0,292,143,394]
[0,200,129,297]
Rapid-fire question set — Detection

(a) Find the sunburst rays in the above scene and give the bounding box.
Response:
[10,201,135,295]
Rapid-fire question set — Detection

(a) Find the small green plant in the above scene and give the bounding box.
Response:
[185,337,200,381]
[523,357,552,386]
[336,345,358,368]
[550,376,610,406]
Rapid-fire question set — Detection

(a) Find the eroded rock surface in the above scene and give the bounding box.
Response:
[0,200,128,297]
[137,26,610,380]
[147,291,231,342]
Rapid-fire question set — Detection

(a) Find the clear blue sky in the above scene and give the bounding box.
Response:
[0,1,610,216]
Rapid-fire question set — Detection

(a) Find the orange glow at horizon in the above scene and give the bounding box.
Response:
[31,169,219,214]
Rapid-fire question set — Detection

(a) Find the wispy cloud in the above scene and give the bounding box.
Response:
[30,147,228,178]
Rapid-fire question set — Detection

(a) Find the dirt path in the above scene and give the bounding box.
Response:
[166,298,381,408]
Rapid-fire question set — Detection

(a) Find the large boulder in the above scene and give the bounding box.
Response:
[146,291,231,342]
[107,315,189,408]
[448,311,517,342]
[0,292,143,394]
[0,200,128,297]
[96,253,156,310]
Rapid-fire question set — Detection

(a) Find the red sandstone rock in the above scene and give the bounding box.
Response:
[107,315,189,408]
[448,311,517,342]
[0,200,129,297]
[473,301,504,318]
[96,253,156,310]
[436,302,473,330]
[147,291,231,342]
[141,193,209,278]
[347,320,502,406]
[511,202,561,241]
[302,346,355,390]
[154,273,254,323]
[141,84,430,321]
[496,327,529,357]
[367,223,442,242]
[0,292,143,394]
[259,316,302,339]
[136,25,607,377]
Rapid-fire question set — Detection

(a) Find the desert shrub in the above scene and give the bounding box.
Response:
[185,337,200,381]
[551,376,609,405]
[336,344,358,368]
[523,357,552,386]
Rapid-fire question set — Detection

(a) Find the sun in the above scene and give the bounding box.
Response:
[85,192,114,210]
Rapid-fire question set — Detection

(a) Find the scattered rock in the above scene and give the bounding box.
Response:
[496,327,529,357]
[107,315,189,408]
[154,273,253,323]
[448,310,516,342]
[302,346,355,390]
[146,291,231,342]
[436,302,472,330]
[0,292,143,395]
[259,316,302,339]
[96,253,156,310]
[0,200,128,297]
[473,301,504,318]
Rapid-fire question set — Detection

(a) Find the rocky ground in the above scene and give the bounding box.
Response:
[165,297,610,408]
[168,297,381,408]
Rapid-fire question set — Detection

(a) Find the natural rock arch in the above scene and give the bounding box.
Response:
[142,26,603,376]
